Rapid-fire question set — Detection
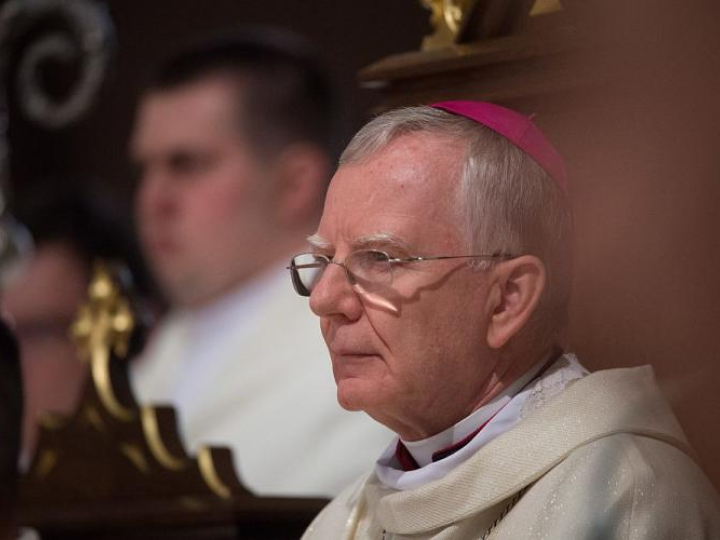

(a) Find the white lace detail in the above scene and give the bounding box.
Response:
[519,353,588,420]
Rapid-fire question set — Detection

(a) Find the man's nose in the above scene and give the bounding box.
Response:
[309,262,362,321]
[136,169,177,220]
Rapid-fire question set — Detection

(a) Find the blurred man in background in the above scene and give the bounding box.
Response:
[2,190,153,467]
[129,29,389,497]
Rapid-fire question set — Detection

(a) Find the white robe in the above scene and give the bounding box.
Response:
[131,266,392,497]
[303,366,720,539]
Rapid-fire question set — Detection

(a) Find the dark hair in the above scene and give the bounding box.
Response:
[147,28,339,160]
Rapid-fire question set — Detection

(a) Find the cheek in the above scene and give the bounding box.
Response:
[23,343,82,396]
[318,318,333,347]
[363,307,433,392]
[381,292,484,378]
[183,179,247,232]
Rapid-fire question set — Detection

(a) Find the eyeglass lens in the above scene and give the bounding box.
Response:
[290,251,393,297]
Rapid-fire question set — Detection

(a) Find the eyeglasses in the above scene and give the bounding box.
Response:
[287,250,513,297]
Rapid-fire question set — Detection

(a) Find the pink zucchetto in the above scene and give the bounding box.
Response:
[430,100,567,190]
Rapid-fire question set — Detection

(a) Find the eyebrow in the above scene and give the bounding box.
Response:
[353,232,412,253]
[307,234,332,251]
[306,232,412,254]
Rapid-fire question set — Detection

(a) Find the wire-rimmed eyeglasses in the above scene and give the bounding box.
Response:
[287,250,514,297]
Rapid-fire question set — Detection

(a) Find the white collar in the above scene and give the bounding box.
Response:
[401,360,547,467]
[132,262,293,403]
[375,353,588,490]
[181,263,289,338]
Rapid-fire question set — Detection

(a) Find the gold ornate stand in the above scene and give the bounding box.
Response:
[361,0,591,111]
[19,263,326,539]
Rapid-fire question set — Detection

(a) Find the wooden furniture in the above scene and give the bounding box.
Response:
[360,0,590,111]
[18,264,326,539]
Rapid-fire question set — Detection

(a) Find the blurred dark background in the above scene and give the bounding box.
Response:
[5,0,430,207]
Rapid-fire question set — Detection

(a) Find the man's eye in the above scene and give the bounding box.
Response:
[169,153,212,176]
[367,251,388,262]
[311,254,331,266]
[354,251,390,271]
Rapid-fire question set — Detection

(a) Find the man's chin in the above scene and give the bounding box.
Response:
[335,379,372,412]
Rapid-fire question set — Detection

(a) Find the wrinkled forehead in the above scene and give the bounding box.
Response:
[317,133,466,250]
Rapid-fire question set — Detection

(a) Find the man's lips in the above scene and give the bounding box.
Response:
[330,349,379,357]
[330,349,382,382]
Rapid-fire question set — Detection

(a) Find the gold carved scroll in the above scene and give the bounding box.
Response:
[420,0,479,50]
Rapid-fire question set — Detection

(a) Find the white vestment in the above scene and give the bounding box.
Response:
[303,365,720,539]
[131,266,391,497]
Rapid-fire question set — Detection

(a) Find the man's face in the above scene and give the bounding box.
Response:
[1,242,89,458]
[131,77,276,308]
[309,133,498,440]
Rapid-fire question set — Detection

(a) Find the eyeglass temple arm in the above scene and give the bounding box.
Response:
[389,254,513,263]
[286,261,327,270]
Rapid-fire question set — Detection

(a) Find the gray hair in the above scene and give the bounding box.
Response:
[339,106,572,349]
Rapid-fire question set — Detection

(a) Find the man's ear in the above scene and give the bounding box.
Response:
[486,255,546,350]
[272,143,330,227]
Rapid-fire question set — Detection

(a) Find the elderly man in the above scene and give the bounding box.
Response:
[290,102,720,538]
[129,30,389,497]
